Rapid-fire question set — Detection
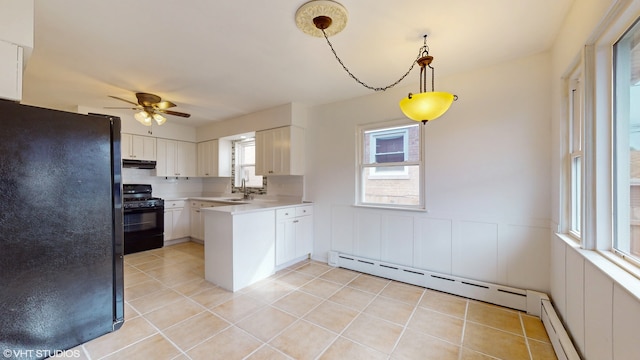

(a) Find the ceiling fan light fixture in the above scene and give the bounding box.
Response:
[108,93,190,126]
[152,113,166,125]
[134,110,152,126]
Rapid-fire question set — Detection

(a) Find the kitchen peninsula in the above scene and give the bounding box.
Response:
[201,198,313,292]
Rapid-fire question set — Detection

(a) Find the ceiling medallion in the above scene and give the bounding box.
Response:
[295,0,348,37]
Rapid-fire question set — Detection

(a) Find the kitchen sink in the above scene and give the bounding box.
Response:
[222,198,248,202]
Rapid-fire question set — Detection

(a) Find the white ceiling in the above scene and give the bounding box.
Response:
[22,0,574,127]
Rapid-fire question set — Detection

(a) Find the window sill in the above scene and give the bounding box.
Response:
[555,233,640,302]
[353,204,428,213]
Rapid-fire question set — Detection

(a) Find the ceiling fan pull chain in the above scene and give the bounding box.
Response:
[321,29,422,92]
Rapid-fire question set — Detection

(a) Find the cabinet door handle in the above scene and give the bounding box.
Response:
[195,210,200,213]
[293,220,299,223]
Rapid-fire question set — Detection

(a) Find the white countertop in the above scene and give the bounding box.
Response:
[200,198,309,215]
[162,196,310,214]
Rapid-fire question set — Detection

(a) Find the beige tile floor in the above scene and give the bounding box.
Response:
[71,242,556,360]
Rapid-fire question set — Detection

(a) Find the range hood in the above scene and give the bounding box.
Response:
[122,159,156,169]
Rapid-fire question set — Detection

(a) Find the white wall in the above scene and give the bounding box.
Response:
[306,51,552,293]
[196,103,308,142]
[549,0,640,358]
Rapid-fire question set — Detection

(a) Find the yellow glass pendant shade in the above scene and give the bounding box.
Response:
[399,91,455,123]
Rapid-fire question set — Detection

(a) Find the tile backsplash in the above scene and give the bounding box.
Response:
[122,168,303,200]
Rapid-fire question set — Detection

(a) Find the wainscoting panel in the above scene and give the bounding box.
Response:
[565,248,585,355]
[413,217,453,274]
[453,221,499,283]
[330,205,355,254]
[584,261,613,360]
[354,211,382,260]
[330,206,552,292]
[613,283,640,360]
[381,214,414,267]
[502,224,551,291]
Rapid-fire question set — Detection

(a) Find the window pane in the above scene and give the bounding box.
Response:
[363,125,420,164]
[362,165,420,206]
[571,80,583,153]
[234,140,263,188]
[240,165,262,187]
[376,153,405,163]
[614,19,640,260]
[571,156,581,234]
[242,143,255,164]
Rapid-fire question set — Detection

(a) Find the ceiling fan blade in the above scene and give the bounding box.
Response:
[159,109,191,118]
[108,95,139,106]
[104,107,139,110]
[155,101,176,110]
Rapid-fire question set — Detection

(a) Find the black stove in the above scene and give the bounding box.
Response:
[122,184,164,254]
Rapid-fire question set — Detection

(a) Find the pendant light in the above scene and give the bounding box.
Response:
[295,0,457,124]
[399,35,458,124]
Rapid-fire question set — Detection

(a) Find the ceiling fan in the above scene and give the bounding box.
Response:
[106,92,191,126]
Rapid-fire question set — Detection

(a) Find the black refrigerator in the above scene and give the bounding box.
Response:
[0,99,124,359]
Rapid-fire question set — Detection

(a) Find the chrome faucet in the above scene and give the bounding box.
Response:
[241,178,250,199]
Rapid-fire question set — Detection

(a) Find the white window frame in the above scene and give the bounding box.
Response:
[612,15,640,266]
[356,119,425,210]
[563,64,585,242]
[565,0,640,276]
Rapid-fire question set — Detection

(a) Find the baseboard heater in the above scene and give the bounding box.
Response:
[330,252,580,360]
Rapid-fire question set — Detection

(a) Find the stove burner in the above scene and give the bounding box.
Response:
[122,184,164,209]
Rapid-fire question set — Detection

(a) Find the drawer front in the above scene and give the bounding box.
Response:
[276,208,295,221]
[295,205,313,217]
[191,201,218,208]
[165,200,185,209]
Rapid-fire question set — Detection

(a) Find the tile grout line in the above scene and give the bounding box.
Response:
[387,285,429,357]
[313,273,398,359]
[519,312,535,360]
[458,298,470,360]
[240,265,353,360]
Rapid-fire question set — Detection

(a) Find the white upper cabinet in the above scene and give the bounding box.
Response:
[255,126,304,176]
[0,41,22,101]
[121,133,156,161]
[197,139,231,177]
[156,138,196,177]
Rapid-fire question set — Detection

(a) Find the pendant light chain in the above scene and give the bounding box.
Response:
[321,29,423,92]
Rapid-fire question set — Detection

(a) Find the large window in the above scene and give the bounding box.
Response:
[614,18,640,263]
[357,121,423,209]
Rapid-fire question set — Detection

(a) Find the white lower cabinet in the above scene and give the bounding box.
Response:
[190,201,225,241]
[204,209,276,292]
[164,200,190,242]
[275,205,313,267]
